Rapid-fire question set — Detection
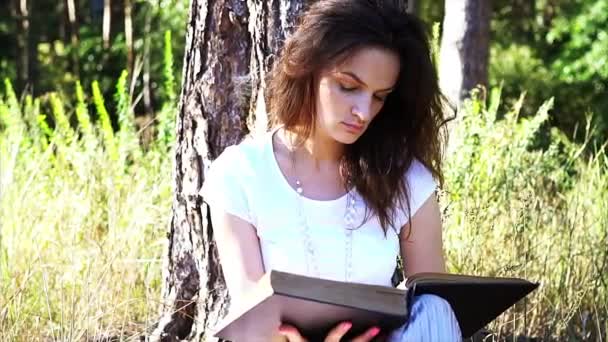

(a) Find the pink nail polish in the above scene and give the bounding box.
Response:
[342,321,352,329]
[369,327,381,336]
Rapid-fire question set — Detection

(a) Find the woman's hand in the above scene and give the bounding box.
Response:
[278,321,381,342]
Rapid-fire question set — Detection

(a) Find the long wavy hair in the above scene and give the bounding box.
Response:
[266,0,451,234]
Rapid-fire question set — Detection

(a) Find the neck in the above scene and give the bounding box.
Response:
[283,126,344,168]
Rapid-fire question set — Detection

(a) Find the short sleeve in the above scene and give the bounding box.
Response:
[199,146,255,225]
[394,159,437,230]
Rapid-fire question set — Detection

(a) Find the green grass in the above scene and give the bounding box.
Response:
[442,87,608,340]
[0,75,174,341]
[0,76,606,340]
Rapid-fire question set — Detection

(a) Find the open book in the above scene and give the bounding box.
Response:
[213,270,539,341]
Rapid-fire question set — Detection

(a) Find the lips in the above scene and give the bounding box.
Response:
[342,122,364,133]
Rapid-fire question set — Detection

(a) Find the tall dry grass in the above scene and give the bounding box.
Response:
[0,31,606,341]
[0,55,176,340]
[442,88,608,340]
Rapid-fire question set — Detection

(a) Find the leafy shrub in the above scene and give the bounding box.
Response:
[442,87,607,340]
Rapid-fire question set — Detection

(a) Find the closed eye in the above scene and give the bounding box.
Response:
[340,83,388,102]
[339,84,357,92]
[374,95,387,102]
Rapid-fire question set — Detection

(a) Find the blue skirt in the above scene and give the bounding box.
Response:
[387,294,462,342]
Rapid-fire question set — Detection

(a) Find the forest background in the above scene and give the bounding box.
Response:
[0,0,607,341]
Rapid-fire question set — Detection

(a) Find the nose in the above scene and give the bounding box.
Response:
[351,94,374,123]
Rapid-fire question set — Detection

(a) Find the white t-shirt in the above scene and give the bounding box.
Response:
[200,127,436,287]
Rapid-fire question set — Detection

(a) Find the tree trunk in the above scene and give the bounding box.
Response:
[142,5,154,116]
[14,0,32,92]
[124,0,134,75]
[438,0,492,107]
[150,0,307,341]
[66,0,80,79]
[57,1,66,47]
[407,0,420,15]
[26,0,38,93]
[102,0,111,49]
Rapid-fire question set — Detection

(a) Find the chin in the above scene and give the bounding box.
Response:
[332,131,362,145]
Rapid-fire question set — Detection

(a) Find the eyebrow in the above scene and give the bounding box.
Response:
[337,71,395,92]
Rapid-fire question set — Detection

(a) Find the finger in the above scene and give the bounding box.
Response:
[324,321,352,342]
[352,326,381,342]
[278,323,308,342]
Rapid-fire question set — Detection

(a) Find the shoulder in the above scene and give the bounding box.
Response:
[200,132,271,225]
[394,159,437,227]
[207,131,269,175]
[404,159,435,189]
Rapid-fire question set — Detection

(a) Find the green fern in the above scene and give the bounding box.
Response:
[23,95,35,128]
[75,81,95,147]
[157,30,177,149]
[1,79,24,132]
[92,80,117,160]
[23,95,43,151]
[115,70,133,132]
[114,69,141,168]
[163,30,176,103]
[430,22,441,71]
[3,79,18,111]
[49,93,74,146]
[0,98,8,132]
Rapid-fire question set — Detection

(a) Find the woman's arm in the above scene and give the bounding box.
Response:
[211,209,292,341]
[399,193,446,276]
[211,209,381,342]
[392,194,462,341]
[210,207,266,302]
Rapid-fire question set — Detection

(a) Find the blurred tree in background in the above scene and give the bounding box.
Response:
[1,1,606,340]
[1,0,605,142]
[416,0,607,143]
[0,0,188,122]
[491,0,608,142]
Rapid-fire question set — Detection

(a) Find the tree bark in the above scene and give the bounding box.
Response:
[124,0,134,75]
[151,0,307,341]
[14,0,34,92]
[439,0,492,107]
[102,0,111,49]
[142,5,154,116]
[407,0,420,15]
[66,0,80,79]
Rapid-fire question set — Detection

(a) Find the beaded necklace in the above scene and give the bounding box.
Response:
[288,140,358,282]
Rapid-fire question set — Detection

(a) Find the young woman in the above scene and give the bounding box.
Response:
[201,0,461,340]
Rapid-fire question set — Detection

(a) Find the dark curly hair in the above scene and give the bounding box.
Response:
[266,0,451,234]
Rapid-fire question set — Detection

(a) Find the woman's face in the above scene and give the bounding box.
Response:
[314,46,400,145]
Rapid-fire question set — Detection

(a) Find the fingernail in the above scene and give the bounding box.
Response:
[342,322,352,330]
[369,327,381,336]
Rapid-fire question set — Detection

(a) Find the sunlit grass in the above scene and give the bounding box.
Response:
[0,75,174,341]
[0,77,606,341]
[442,88,608,340]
